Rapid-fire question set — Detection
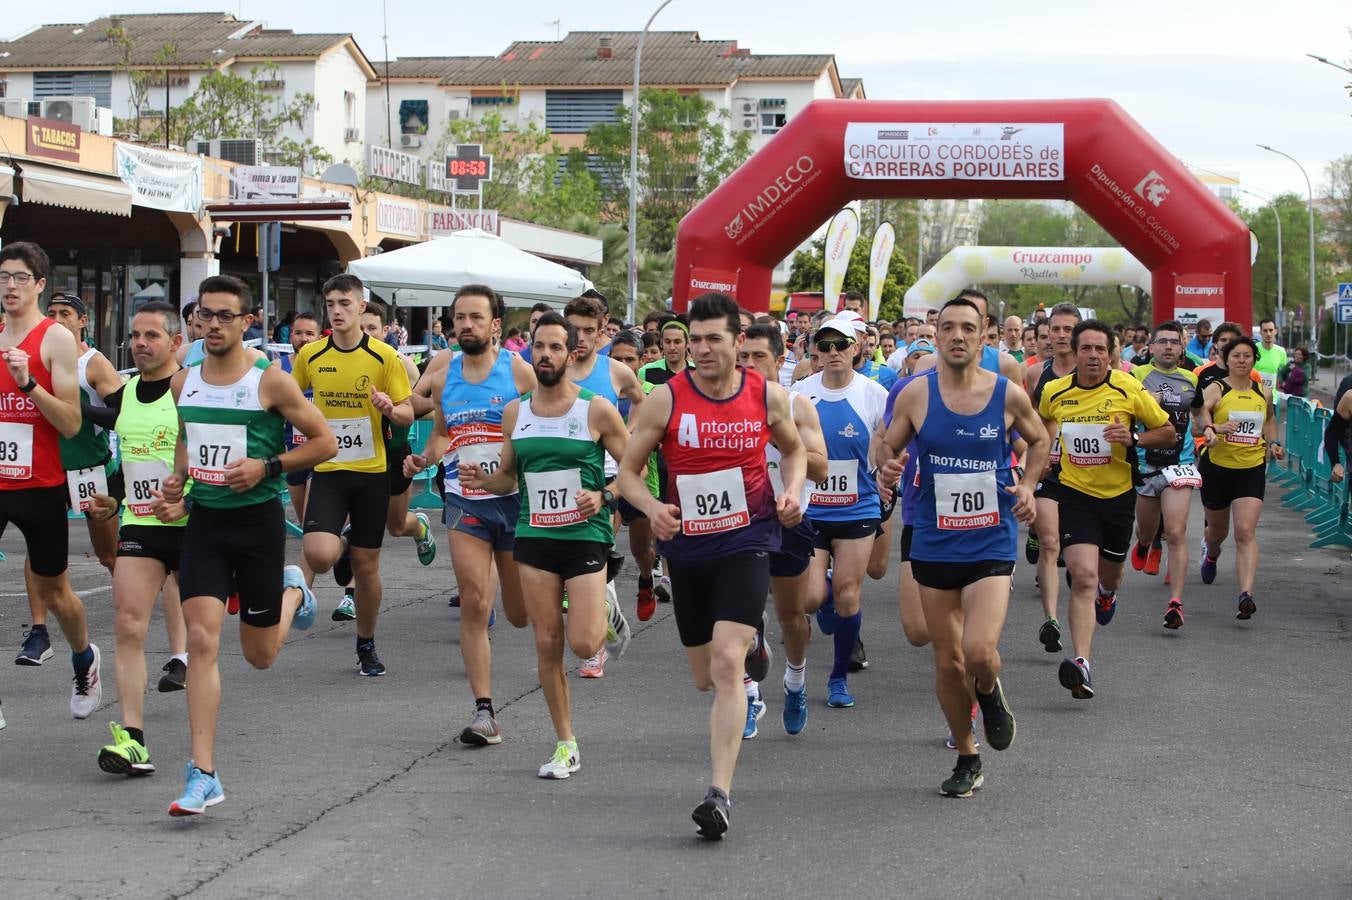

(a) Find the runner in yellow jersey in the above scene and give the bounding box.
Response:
[1038,320,1174,700]
[1196,336,1282,620]
[291,274,413,676]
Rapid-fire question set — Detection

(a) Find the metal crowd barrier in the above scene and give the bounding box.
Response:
[1269,393,1352,549]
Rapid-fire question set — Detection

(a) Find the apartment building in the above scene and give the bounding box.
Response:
[368,31,863,161]
[0,12,374,171]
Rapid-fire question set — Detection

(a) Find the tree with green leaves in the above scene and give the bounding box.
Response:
[144,62,332,172]
[585,89,753,253]
[372,108,602,228]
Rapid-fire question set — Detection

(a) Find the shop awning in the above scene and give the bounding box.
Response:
[0,164,14,200]
[205,200,351,223]
[17,162,133,217]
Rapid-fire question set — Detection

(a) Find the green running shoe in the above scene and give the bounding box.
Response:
[414,512,436,566]
[332,593,356,622]
[98,721,155,776]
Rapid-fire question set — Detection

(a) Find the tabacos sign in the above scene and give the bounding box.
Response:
[689,267,738,298]
[26,116,80,162]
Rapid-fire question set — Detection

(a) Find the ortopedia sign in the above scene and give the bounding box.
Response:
[376,197,420,238]
[428,207,500,236]
[368,145,422,187]
[844,123,1064,181]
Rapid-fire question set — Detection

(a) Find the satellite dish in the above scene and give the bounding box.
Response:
[320,163,362,189]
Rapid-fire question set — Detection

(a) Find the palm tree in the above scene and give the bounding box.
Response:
[560,216,673,322]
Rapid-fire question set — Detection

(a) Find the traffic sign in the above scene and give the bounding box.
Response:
[1337,300,1352,326]
[1339,282,1352,301]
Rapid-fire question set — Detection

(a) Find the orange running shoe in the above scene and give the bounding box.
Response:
[1144,544,1163,576]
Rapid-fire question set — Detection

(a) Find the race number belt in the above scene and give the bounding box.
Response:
[66,466,108,513]
[934,471,999,531]
[1061,422,1111,467]
[677,467,750,536]
[809,459,859,507]
[186,423,247,485]
[0,422,34,479]
[525,468,583,528]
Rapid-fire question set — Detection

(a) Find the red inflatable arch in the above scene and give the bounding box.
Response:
[673,99,1250,329]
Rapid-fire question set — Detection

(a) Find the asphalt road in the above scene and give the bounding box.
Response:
[1,492,1349,900]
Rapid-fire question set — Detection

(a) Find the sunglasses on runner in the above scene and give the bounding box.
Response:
[816,338,852,354]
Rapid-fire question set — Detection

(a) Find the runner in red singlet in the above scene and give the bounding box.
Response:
[618,292,807,840]
[0,241,102,719]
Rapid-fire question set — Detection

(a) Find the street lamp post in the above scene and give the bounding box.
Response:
[628,0,676,326]
[1237,186,1283,337]
[1306,53,1352,75]
[1258,144,1318,352]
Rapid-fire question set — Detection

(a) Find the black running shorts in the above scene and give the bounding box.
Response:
[117,524,184,573]
[898,523,914,563]
[179,499,287,628]
[769,519,817,578]
[304,470,389,549]
[810,517,882,550]
[668,551,770,647]
[387,445,413,497]
[514,537,608,581]
[0,485,70,577]
[1059,486,1136,563]
[1198,456,1266,510]
[911,559,1015,591]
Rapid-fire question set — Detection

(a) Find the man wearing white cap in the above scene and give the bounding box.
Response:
[791,315,890,709]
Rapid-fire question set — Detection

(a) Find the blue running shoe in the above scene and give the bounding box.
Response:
[488,606,497,629]
[1058,657,1094,700]
[783,686,808,735]
[1094,585,1117,626]
[169,765,224,816]
[815,568,837,635]
[1199,539,1218,585]
[826,676,854,708]
[742,697,766,739]
[284,565,316,631]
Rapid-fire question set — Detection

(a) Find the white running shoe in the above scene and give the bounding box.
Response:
[604,583,632,659]
[70,643,102,720]
[538,741,581,779]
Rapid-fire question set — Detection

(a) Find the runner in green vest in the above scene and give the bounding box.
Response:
[82,301,190,777]
[458,312,632,780]
[156,274,337,817]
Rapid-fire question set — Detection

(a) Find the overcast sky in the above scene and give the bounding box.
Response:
[8,0,1350,202]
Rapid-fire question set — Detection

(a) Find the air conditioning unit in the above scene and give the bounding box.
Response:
[193,138,262,165]
[93,106,114,136]
[0,98,29,119]
[741,116,757,131]
[344,127,361,142]
[39,97,98,131]
[400,133,423,149]
[447,96,470,121]
[735,98,756,117]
